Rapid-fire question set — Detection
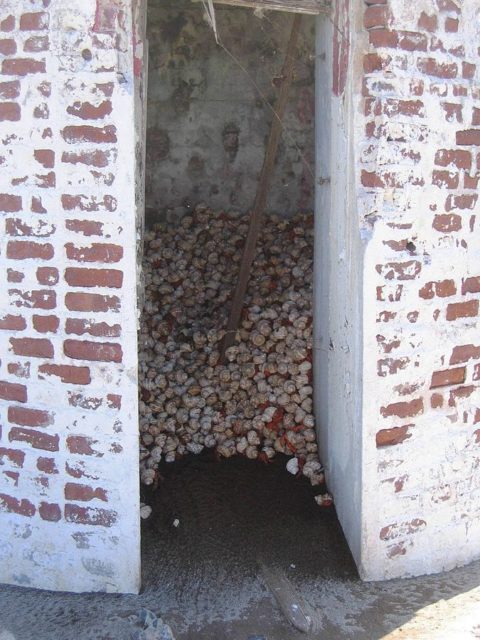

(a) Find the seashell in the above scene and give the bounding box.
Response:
[272,326,287,341]
[250,331,266,347]
[186,442,204,455]
[262,406,277,423]
[256,379,268,394]
[257,320,272,337]
[283,413,295,429]
[188,385,202,396]
[205,393,218,406]
[283,380,296,395]
[261,446,275,459]
[277,361,289,375]
[245,445,258,459]
[149,445,162,462]
[175,370,188,384]
[219,369,231,383]
[156,375,168,389]
[302,460,323,477]
[164,401,177,416]
[267,373,281,387]
[309,472,325,486]
[239,378,252,393]
[287,363,299,376]
[286,457,299,475]
[298,360,312,374]
[303,414,315,428]
[236,437,248,454]
[243,405,255,419]
[140,504,152,519]
[175,408,189,424]
[255,392,269,406]
[138,208,322,492]
[294,408,306,424]
[217,445,234,458]
[247,430,260,446]
[314,493,333,507]
[141,469,156,485]
[204,434,216,448]
[139,449,150,462]
[155,434,167,447]
[277,392,290,407]
[165,436,179,452]
[242,363,256,378]
[301,398,312,412]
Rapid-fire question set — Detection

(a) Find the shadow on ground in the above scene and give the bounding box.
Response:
[1,453,480,639]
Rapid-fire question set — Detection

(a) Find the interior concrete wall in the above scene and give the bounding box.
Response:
[145,0,315,223]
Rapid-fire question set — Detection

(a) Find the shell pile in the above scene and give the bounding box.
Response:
[138,204,326,496]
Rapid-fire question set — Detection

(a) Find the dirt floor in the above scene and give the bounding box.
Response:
[1,454,480,639]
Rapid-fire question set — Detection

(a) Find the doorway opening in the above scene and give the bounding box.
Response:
[136,0,352,617]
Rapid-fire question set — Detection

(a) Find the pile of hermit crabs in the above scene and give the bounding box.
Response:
[138,204,331,506]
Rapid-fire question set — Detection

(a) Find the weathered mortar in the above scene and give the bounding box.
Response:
[145,0,315,222]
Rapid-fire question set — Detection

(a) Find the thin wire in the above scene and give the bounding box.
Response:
[201,0,220,43]
[197,2,347,180]
[200,4,315,179]
[218,39,315,179]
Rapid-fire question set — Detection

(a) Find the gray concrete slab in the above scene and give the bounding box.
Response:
[1,454,479,639]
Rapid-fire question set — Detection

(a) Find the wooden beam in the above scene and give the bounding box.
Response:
[219,14,302,363]
[202,0,329,15]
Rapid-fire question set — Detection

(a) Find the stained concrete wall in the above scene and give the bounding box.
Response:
[145,0,315,222]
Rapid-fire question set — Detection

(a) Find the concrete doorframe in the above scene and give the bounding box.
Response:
[313,10,365,575]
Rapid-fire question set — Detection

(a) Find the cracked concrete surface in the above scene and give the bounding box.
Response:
[1,454,479,639]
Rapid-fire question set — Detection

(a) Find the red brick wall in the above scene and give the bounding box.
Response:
[0,0,143,592]
[360,0,480,577]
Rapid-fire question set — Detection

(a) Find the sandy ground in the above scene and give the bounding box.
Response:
[1,454,479,640]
